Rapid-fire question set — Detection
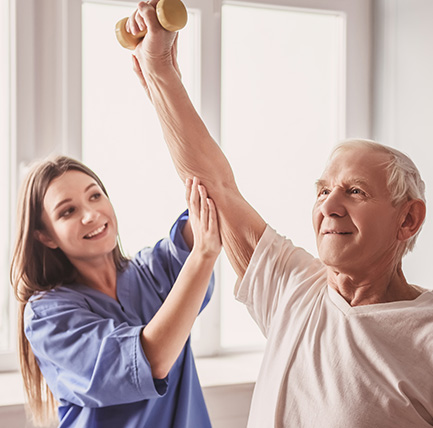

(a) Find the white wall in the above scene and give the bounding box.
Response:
[373,0,433,288]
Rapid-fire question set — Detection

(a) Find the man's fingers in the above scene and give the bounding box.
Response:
[134,7,146,31]
[146,0,160,8]
[128,9,143,35]
[137,1,161,33]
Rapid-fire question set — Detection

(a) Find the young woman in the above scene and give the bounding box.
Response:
[10,155,221,428]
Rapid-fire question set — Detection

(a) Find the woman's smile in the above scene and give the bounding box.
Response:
[84,223,108,239]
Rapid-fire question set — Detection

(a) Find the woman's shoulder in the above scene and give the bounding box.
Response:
[26,285,88,316]
[29,284,86,300]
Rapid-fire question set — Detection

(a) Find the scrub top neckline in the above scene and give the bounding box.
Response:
[64,273,129,312]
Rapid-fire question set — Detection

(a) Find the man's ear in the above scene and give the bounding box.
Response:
[397,199,426,242]
[34,230,58,249]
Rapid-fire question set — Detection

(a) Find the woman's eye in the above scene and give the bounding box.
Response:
[59,207,74,218]
[90,192,102,201]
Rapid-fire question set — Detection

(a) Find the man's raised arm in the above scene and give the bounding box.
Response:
[129,1,266,277]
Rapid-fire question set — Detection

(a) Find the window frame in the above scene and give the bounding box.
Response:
[2,0,372,370]
[0,0,16,372]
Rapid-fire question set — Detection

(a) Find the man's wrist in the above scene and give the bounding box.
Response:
[138,53,178,81]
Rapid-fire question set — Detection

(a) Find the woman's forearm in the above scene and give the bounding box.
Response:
[140,251,216,379]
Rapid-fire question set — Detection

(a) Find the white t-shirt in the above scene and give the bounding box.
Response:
[236,225,433,428]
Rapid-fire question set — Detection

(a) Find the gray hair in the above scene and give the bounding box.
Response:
[330,139,426,255]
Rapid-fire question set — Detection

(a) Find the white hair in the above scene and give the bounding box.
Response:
[330,138,426,255]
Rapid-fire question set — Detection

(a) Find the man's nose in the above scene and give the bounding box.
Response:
[320,189,347,217]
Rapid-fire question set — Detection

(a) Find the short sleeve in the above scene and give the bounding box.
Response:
[132,209,214,314]
[24,292,168,408]
[235,225,324,337]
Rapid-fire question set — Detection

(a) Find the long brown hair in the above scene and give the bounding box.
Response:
[10,155,129,426]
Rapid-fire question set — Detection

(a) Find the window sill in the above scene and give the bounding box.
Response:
[0,351,263,408]
[196,351,263,388]
[0,372,26,407]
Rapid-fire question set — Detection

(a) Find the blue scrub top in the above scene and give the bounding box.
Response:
[24,211,214,428]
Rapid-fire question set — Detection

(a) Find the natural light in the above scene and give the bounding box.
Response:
[82,2,199,255]
[220,3,344,349]
[81,1,345,353]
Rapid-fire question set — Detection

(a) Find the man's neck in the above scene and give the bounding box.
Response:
[327,266,421,306]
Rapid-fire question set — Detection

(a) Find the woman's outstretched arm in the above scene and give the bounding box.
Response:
[141,179,220,379]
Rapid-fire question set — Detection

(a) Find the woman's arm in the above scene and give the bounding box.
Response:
[128,1,266,277]
[140,178,220,379]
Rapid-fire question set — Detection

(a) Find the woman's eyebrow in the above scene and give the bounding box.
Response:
[84,183,98,192]
[53,198,71,213]
[52,183,98,212]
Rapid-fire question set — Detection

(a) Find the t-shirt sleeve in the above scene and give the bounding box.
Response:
[235,225,324,337]
[24,295,167,408]
[134,209,214,313]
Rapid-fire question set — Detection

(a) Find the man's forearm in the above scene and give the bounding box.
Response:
[142,62,236,199]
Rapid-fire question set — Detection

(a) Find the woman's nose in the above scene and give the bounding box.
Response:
[81,207,98,224]
[320,189,347,217]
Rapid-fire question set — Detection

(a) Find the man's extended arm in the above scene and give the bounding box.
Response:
[130,1,266,277]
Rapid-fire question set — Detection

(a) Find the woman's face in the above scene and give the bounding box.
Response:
[37,170,118,265]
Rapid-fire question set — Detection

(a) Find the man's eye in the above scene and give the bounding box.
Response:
[318,188,330,196]
[350,188,364,195]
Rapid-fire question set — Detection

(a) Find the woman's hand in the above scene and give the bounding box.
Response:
[186,177,222,260]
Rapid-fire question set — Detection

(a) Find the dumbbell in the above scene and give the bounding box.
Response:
[115,0,188,50]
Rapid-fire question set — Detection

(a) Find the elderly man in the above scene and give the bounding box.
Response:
[127,2,433,426]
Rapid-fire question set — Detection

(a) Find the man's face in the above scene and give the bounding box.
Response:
[312,147,404,276]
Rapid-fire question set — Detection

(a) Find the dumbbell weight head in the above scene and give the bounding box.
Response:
[115,0,188,50]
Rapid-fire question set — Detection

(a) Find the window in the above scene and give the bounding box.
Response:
[0,0,15,371]
[0,0,9,352]
[2,0,372,370]
[81,2,201,256]
[220,3,345,349]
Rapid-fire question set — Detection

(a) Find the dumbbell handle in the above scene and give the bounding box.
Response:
[115,0,188,50]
